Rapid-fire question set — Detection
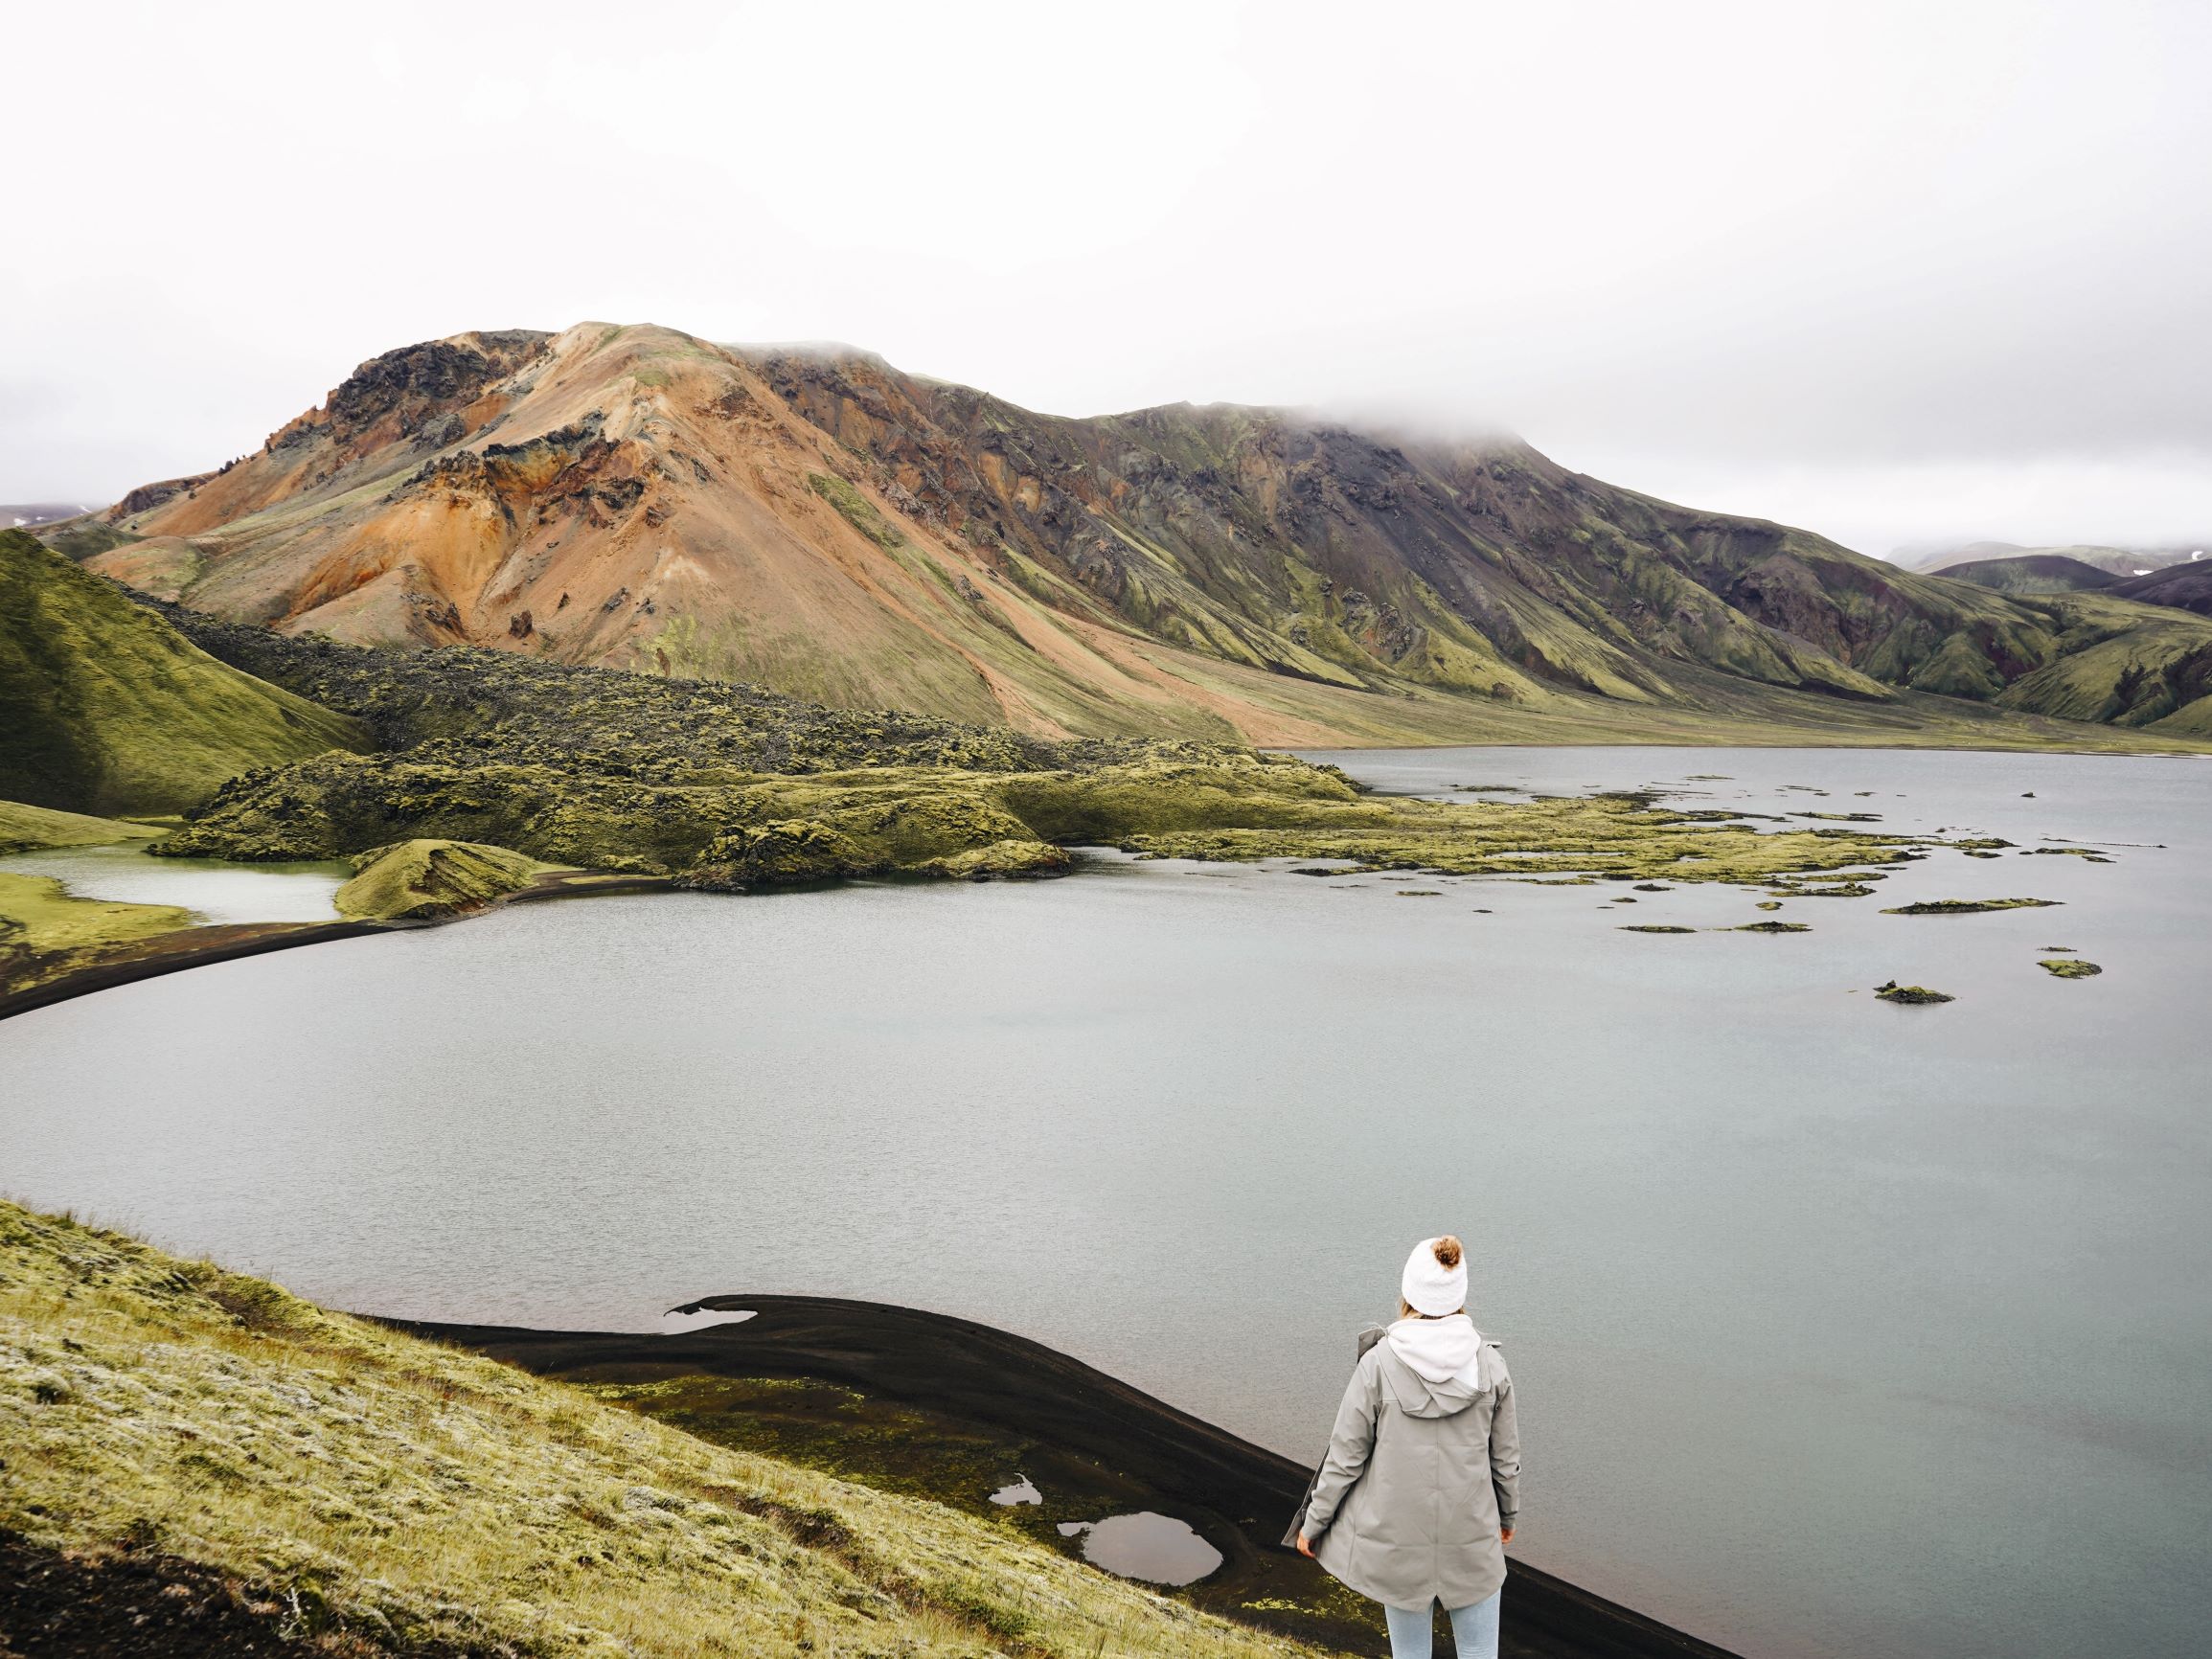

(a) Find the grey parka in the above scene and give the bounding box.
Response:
[1299,1332,1519,1610]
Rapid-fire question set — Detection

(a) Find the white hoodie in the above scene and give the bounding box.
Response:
[1385,1312,1483,1387]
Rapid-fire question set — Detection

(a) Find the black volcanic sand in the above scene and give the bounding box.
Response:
[400,1296,1741,1659]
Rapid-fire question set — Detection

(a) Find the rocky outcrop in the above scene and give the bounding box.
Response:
[332,838,557,921]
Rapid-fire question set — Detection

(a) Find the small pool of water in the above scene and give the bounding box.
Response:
[1058,1512,1222,1584]
[656,1307,757,1335]
[0,844,346,924]
[990,1475,1042,1507]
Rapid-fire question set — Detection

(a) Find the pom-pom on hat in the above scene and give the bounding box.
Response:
[1401,1236,1467,1317]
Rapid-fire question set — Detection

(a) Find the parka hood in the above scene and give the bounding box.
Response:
[1380,1315,1487,1418]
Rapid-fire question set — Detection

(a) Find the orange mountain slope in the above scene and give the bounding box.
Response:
[75,323,2212,747]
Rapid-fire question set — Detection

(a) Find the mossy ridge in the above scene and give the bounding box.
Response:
[0,1200,1340,1659]
[334,839,567,922]
[1881,898,2063,915]
[0,798,167,855]
[158,746,1966,898]
[1113,791,1929,888]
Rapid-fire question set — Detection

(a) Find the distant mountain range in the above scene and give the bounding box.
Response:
[1936,552,2212,616]
[3,502,96,530]
[37,323,2212,742]
[1899,539,2206,578]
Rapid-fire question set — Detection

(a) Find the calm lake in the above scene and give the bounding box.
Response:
[5,747,2208,1659]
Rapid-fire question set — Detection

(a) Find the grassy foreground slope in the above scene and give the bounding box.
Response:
[0,1200,1334,1659]
[0,529,368,814]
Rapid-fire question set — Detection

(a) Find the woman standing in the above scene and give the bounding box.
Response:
[1295,1237,1520,1659]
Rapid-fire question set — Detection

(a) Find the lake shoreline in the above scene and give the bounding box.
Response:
[0,870,673,1023]
[396,1295,1745,1659]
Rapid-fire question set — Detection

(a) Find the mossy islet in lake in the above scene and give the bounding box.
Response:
[1875,981,1954,1004]
[2039,958,2104,979]
[1881,898,2062,915]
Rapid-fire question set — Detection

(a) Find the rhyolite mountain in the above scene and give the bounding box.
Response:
[58,322,2212,743]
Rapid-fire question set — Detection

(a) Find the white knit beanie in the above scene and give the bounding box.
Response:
[1401,1237,1468,1317]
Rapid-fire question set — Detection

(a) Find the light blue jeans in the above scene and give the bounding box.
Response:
[1383,1589,1501,1659]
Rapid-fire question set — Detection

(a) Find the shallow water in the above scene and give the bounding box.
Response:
[1060,1512,1223,1585]
[3,747,2207,1659]
[0,843,345,924]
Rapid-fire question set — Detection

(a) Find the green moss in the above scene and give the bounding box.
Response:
[1734,920,1812,933]
[808,472,905,549]
[1881,898,2062,915]
[2038,958,2103,978]
[1620,924,1697,934]
[333,839,563,921]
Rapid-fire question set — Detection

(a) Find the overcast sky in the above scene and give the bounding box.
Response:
[7,0,2207,557]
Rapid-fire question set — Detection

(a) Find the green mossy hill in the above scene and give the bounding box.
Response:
[1932,553,2118,597]
[2039,958,2104,978]
[0,1202,1332,1659]
[334,839,566,922]
[0,532,368,814]
[0,799,166,855]
[1989,593,2212,734]
[1881,897,2062,915]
